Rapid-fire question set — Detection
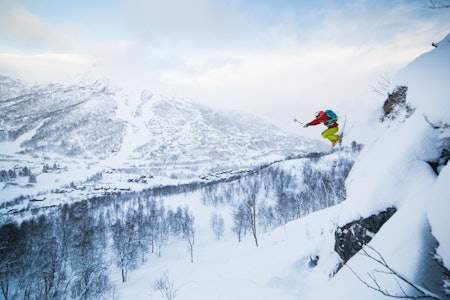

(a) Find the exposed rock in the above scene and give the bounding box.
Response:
[381,86,415,122]
[334,207,397,264]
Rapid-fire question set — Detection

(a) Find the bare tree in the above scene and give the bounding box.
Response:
[111,213,139,282]
[153,272,186,300]
[181,207,195,263]
[232,203,248,242]
[346,245,442,299]
[241,176,261,247]
[0,223,22,300]
[69,213,111,300]
[145,198,166,255]
[372,73,391,97]
[427,0,450,9]
[210,212,225,240]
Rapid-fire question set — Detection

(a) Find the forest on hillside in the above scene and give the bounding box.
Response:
[0,150,357,300]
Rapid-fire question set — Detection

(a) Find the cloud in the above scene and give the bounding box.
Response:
[0,53,94,82]
[1,0,449,139]
[122,0,252,51]
[0,0,75,53]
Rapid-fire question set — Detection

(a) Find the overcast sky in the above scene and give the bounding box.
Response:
[0,0,449,139]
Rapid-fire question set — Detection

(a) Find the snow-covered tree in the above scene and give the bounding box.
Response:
[112,211,139,282]
[181,207,195,263]
[210,212,225,240]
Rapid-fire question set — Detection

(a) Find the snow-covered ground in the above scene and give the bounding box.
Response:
[1,32,448,300]
[113,33,450,299]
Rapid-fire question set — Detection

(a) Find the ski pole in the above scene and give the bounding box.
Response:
[293,118,305,125]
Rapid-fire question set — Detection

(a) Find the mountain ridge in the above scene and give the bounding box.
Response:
[0,75,327,166]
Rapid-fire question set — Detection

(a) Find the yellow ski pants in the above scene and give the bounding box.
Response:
[321,127,339,142]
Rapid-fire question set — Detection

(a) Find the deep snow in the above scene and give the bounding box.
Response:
[113,33,450,299]
[1,32,448,300]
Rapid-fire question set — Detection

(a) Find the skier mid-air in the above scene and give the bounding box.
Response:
[303,110,341,147]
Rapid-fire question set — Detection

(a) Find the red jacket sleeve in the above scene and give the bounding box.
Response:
[307,112,339,128]
[307,113,329,126]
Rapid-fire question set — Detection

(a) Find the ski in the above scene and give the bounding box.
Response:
[339,115,346,147]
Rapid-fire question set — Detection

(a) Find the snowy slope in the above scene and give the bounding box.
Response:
[1,32,448,300]
[0,75,328,206]
[301,32,450,298]
[123,93,324,165]
[0,75,326,171]
[115,33,450,300]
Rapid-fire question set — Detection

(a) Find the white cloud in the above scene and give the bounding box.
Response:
[1,0,449,138]
[0,53,94,83]
[0,0,75,53]
[122,0,251,51]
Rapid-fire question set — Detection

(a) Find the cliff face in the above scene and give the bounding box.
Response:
[334,207,397,264]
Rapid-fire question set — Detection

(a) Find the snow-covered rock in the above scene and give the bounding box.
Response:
[310,31,450,299]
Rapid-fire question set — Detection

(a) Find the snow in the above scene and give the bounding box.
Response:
[428,163,450,268]
[1,31,449,300]
[114,32,450,299]
[396,32,450,124]
[307,32,450,297]
[311,179,435,299]
[114,194,342,300]
[342,111,438,218]
[1,119,45,155]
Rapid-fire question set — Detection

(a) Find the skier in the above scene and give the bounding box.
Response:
[304,110,341,147]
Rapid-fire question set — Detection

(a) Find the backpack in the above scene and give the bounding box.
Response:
[324,109,338,125]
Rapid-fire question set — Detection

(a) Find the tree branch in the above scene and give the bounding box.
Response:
[427,0,450,9]
[346,245,442,299]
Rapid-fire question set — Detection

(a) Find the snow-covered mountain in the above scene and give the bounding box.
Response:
[114,33,450,299]
[0,73,327,220]
[0,77,126,158]
[0,75,325,165]
[1,32,448,300]
[291,32,450,300]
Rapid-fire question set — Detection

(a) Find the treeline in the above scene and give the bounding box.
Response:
[42,163,62,173]
[0,167,36,183]
[0,148,359,298]
[0,197,195,300]
[202,152,356,246]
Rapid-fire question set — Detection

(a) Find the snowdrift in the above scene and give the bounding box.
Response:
[303,31,450,299]
[117,33,449,300]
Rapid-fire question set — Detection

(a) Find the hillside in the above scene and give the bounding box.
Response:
[300,32,450,299]
[0,75,326,208]
[0,75,325,164]
[114,32,450,299]
[0,31,448,300]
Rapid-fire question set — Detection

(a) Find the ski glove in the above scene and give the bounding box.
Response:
[303,124,309,128]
